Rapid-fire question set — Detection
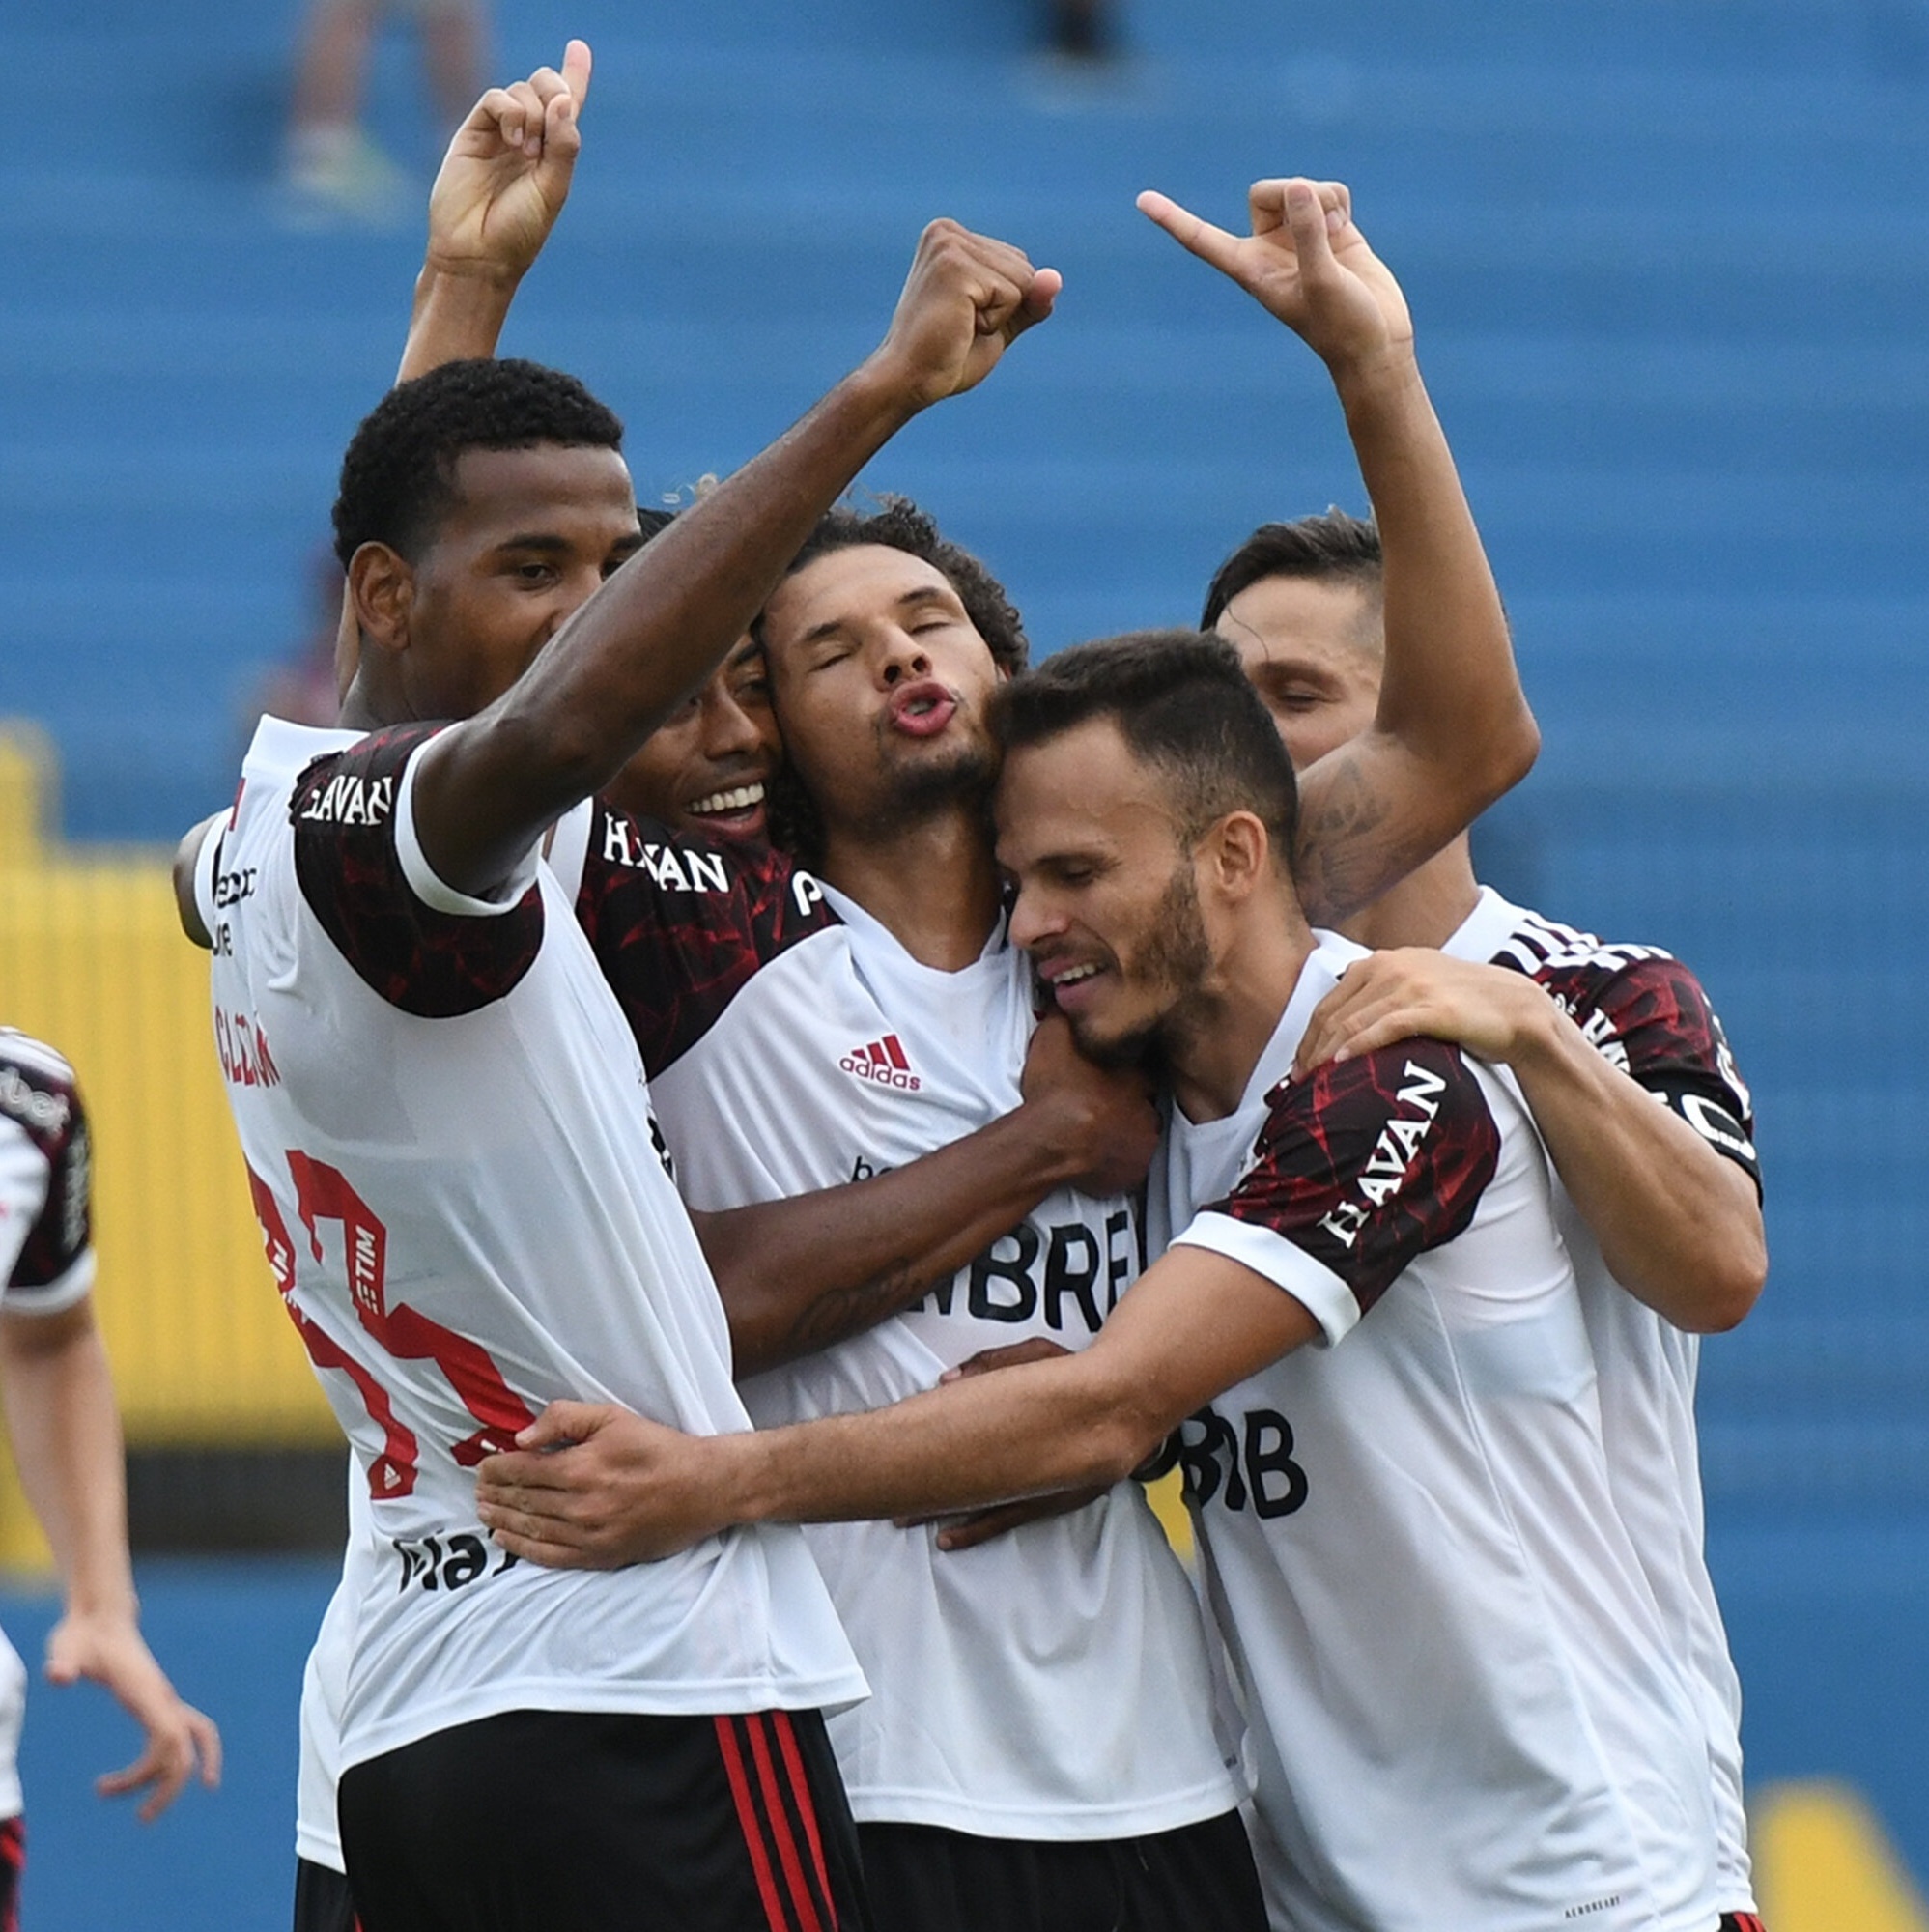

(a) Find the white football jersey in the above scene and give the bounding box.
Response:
[0,1029,94,1821]
[199,719,863,1774]
[0,1031,95,1318]
[295,1462,366,1874]
[1444,887,1759,1916]
[618,849,1241,1841]
[1150,934,1718,1932]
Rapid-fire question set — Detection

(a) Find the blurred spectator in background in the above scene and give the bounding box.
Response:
[284,0,492,221]
[1047,0,1115,59]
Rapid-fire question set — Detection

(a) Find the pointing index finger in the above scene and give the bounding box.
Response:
[561,38,592,112]
[1136,189,1246,277]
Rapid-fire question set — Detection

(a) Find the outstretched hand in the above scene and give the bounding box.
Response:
[46,1611,221,1822]
[869,220,1062,411]
[1137,177,1412,373]
[425,39,593,283]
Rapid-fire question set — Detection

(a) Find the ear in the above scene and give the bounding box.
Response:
[347,542,414,659]
[1201,810,1272,904]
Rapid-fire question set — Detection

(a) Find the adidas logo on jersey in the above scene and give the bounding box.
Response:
[840,1035,922,1092]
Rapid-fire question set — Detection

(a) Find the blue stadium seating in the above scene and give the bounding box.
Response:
[4,0,1929,1881]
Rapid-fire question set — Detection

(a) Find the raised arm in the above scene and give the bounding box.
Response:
[397,41,591,382]
[1138,179,1537,925]
[695,1014,1158,1376]
[0,1299,221,1817]
[1292,950,1767,1331]
[411,221,1060,896]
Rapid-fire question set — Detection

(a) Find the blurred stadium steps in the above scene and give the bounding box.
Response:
[3,0,1928,1701]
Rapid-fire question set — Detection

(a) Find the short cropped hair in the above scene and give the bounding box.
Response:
[764,497,1029,674]
[1199,508,1381,630]
[332,358,626,568]
[995,630,1298,860]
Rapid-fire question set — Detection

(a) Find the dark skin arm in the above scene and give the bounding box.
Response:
[694,1016,1158,1376]
[410,222,1060,899]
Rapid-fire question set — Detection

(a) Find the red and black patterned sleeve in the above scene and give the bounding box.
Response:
[0,1041,94,1313]
[1537,954,1760,1194]
[1175,1039,1501,1343]
[572,805,839,1076]
[290,724,545,1019]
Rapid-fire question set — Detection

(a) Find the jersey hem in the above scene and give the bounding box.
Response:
[1172,1211,1358,1346]
[5,1247,95,1317]
[338,1666,871,1773]
[844,1770,1245,1842]
[294,1827,345,1874]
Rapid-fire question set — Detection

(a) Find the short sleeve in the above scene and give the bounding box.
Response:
[0,1048,95,1316]
[290,724,545,1018]
[1546,954,1760,1194]
[1173,1041,1501,1346]
[572,805,839,1075]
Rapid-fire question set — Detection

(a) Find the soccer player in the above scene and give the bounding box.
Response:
[0,1030,220,1922]
[587,173,1538,1930]
[476,635,1726,1932]
[1204,508,1768,1928]
[183,197,1063,1928]
[321,83,1541,1929]
[415,143,1546,1924]
[256,71,1156,1928]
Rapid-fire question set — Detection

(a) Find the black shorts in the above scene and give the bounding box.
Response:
[856,1809,1265,1932]
[1719,1916,1768,1932]
[0,1817,20,1932]
[338,1707,869,1932]
[294,1857,358,1932]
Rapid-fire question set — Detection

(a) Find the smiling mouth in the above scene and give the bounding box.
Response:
[687,782,766,820]
[1049,962,1100,987]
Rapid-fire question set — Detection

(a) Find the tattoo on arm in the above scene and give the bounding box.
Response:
[775,1264,929,1365]
[1291,749,1417,927]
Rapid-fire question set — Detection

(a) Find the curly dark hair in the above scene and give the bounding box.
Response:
[331,358,626,568]
[757,497,1029,674]
[757,497,1027,866]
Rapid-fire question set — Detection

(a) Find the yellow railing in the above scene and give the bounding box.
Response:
[0,725,335,1569]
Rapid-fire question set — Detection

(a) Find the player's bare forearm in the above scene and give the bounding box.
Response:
[699,1094,1137,1378]
[397,264,522,384]
[413,363,920,893]
[1293,354,1535,925]
[0,1300,136,1620]
[1503,1006,1767,1332]
[412,221,1058,896]
[476,1246,1313,1566]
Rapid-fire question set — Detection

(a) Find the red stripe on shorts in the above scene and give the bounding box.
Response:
[771,1711,837,1919]
[715,1716,792,1932]
[745,1713,825,1932]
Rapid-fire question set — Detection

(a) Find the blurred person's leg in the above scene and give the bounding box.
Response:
[285,0,409,220]
[414,0,491,137]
